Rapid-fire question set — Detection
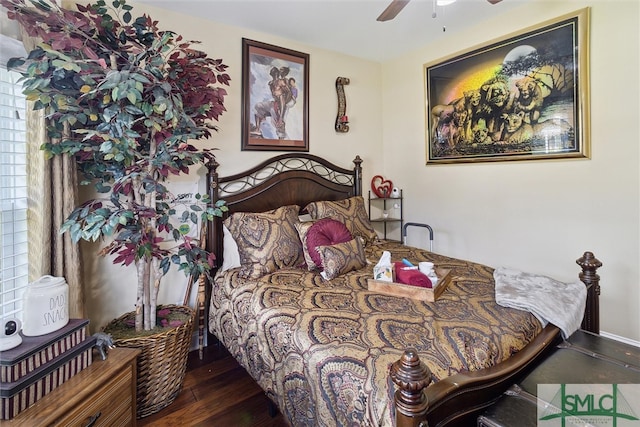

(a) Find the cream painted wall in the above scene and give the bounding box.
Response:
[381,1,640,341]
[81,1,639,343]
[83,2,384,331]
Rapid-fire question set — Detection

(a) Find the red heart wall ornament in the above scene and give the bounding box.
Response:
[371,175,393,198]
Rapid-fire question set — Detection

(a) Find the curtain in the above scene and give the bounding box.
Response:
[22,32,86,318]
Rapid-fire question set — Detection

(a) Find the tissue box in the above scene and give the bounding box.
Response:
[368,267,452,302]
[373,264,394,282]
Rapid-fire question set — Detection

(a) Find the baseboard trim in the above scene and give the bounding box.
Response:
[600,330,640,348]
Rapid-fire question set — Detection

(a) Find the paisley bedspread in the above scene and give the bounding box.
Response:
[208,241,542,426]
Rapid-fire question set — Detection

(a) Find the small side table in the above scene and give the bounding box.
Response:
[368,190,403,241]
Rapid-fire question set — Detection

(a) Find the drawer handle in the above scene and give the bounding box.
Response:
[83,412,102,427]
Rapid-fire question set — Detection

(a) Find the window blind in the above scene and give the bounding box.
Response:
[0,66,28,321]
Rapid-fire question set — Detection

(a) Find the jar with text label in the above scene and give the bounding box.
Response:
[22,275,69,336]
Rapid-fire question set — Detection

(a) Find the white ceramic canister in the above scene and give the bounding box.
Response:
[22,275,69,336]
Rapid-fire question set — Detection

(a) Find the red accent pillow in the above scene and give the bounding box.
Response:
[306,218,352,270]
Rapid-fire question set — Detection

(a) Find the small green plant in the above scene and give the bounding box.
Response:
[3,0,230,331]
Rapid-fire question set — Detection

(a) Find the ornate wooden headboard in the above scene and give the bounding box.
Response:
[205,153,363,274]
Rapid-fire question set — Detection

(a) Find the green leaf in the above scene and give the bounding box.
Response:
[80,204,91,219]
[141,102,153,116]
[100,141,113,153]
[32,0,52,11]
[160,257,170,274]
[7,57,25,70]
[60,219,74,234]
[127,91,137,104]
[124,105,143,115]
[40,44,73,62]
[94,208,111,217]
[70,222,82,243]
[51,59,81,72]
[101,223,114,236]
[95,182,111,193]
[131,72,151,84]
[101,70,122,89]
[178,224,190,235]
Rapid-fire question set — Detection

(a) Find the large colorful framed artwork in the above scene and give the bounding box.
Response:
[424,8,590,164]
[241,38,309,151]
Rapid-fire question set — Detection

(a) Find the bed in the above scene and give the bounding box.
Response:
[204,153,601,426]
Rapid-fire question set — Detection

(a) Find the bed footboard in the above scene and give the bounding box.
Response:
[392,251,603,427]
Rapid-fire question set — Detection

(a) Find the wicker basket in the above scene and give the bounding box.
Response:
[104,304,195,418]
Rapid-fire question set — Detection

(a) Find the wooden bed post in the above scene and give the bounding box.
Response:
[352,155,363,196]
[204,158,222,351]
[576,251,602,334]
[390,349,432,427]
[205,158,222,266]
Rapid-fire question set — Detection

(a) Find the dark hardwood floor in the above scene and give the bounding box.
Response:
[137,344,288,426]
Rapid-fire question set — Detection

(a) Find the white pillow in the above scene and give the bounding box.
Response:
[220,224,241,272]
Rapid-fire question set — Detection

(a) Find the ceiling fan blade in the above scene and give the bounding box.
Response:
[487,0,503,4]
[376,0,411,22]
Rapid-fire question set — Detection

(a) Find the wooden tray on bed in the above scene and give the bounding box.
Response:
[367,268,452,302]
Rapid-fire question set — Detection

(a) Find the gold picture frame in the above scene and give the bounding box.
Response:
[424,8,590,164]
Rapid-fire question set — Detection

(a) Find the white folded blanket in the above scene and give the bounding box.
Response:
[493,267,587,339]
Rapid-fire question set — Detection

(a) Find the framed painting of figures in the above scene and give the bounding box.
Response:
[424,8,590,164]
[241,38,309,151]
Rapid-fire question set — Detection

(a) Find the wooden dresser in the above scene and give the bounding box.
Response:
[8,347,139,427]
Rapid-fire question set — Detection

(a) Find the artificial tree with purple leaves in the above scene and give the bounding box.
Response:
[2,0,230,331]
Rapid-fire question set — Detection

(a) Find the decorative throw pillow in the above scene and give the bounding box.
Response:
[304,218,352,270]
[304,196,377,244]
[224,205,303,279]
[294,219,320,270]
[317,238,367,280]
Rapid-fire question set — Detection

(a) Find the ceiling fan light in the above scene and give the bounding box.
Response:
[436,0,456,5]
